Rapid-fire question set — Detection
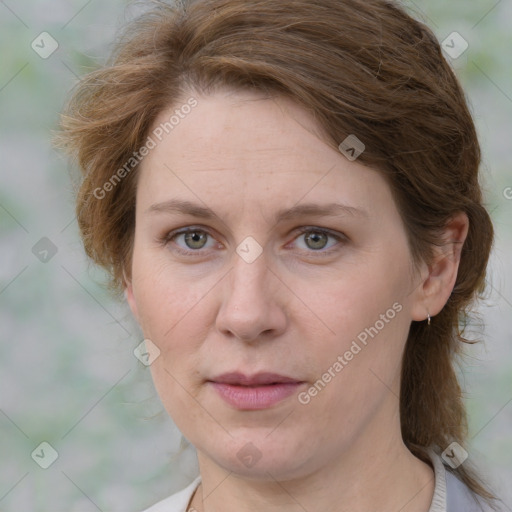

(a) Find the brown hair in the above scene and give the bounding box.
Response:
[57,0,497,505]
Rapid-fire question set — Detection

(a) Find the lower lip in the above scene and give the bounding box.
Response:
[209,382,303,410]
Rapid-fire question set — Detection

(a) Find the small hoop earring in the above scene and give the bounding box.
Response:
[427,313,431,326]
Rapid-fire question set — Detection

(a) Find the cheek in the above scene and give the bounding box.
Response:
[306,258,409,339]
[132,254,209,338]
[131,257,218,391]
[298,257,412,395]
[135,275,212,421]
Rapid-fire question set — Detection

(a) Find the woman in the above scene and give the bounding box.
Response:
[58,0,505,510]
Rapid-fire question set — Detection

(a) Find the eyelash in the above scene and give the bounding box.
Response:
[158,226,347,258]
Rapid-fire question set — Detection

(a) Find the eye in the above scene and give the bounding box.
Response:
[290,227,345,255]
[159,226,346,257]
[161,227,219,255]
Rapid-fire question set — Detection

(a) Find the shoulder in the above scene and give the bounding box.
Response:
[427,447,503,512]
[445,470,484,511]
[139,476,201,512]
[445,471,500,512]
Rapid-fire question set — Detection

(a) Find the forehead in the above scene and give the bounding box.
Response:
[136,89,394,218]
[147,89,333,168]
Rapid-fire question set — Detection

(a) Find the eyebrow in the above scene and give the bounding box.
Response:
[145,199,367,223]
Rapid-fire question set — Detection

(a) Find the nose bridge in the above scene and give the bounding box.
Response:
[216,247,286,341]
[228,248,271,309]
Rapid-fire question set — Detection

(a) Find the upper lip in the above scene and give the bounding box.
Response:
[210,372,302,386]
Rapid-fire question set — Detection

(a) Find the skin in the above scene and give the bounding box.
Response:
[125,88,468,512]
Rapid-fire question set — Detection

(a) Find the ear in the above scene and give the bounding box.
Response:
[410,212,469,322]
[123,269,139,323]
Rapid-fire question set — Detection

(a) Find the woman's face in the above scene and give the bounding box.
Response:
[126,88,427,480]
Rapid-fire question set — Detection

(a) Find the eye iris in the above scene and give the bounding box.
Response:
[185,231,207,249]
[305,232,328,250]
[180,231,330,251]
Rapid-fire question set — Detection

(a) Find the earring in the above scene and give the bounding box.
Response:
[427,312,431,326]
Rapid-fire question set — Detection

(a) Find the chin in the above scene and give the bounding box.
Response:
[198,432,321,481]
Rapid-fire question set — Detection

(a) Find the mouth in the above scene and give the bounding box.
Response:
[208,372,306,410]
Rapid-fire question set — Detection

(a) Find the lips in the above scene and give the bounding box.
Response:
[210,372,301,386]
[208,372,305,410]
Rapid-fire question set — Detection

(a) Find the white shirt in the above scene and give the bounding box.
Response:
[140,449,498,512]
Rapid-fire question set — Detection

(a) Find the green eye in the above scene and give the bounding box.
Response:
[161,226,346,258]
[303,231,329,250]
[162,227,216,255]
[293,228,343,254]
[182,231,209,250]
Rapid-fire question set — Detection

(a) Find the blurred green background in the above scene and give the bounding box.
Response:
[0,0,511,510]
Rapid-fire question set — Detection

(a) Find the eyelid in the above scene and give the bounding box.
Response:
[160,225,347,256]
[287,226,346,255]
[291,225,346,241]
[159,226,221,255]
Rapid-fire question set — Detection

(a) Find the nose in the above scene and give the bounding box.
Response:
[215,250,288,343]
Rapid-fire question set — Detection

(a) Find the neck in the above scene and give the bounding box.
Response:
[189,433,434,512]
